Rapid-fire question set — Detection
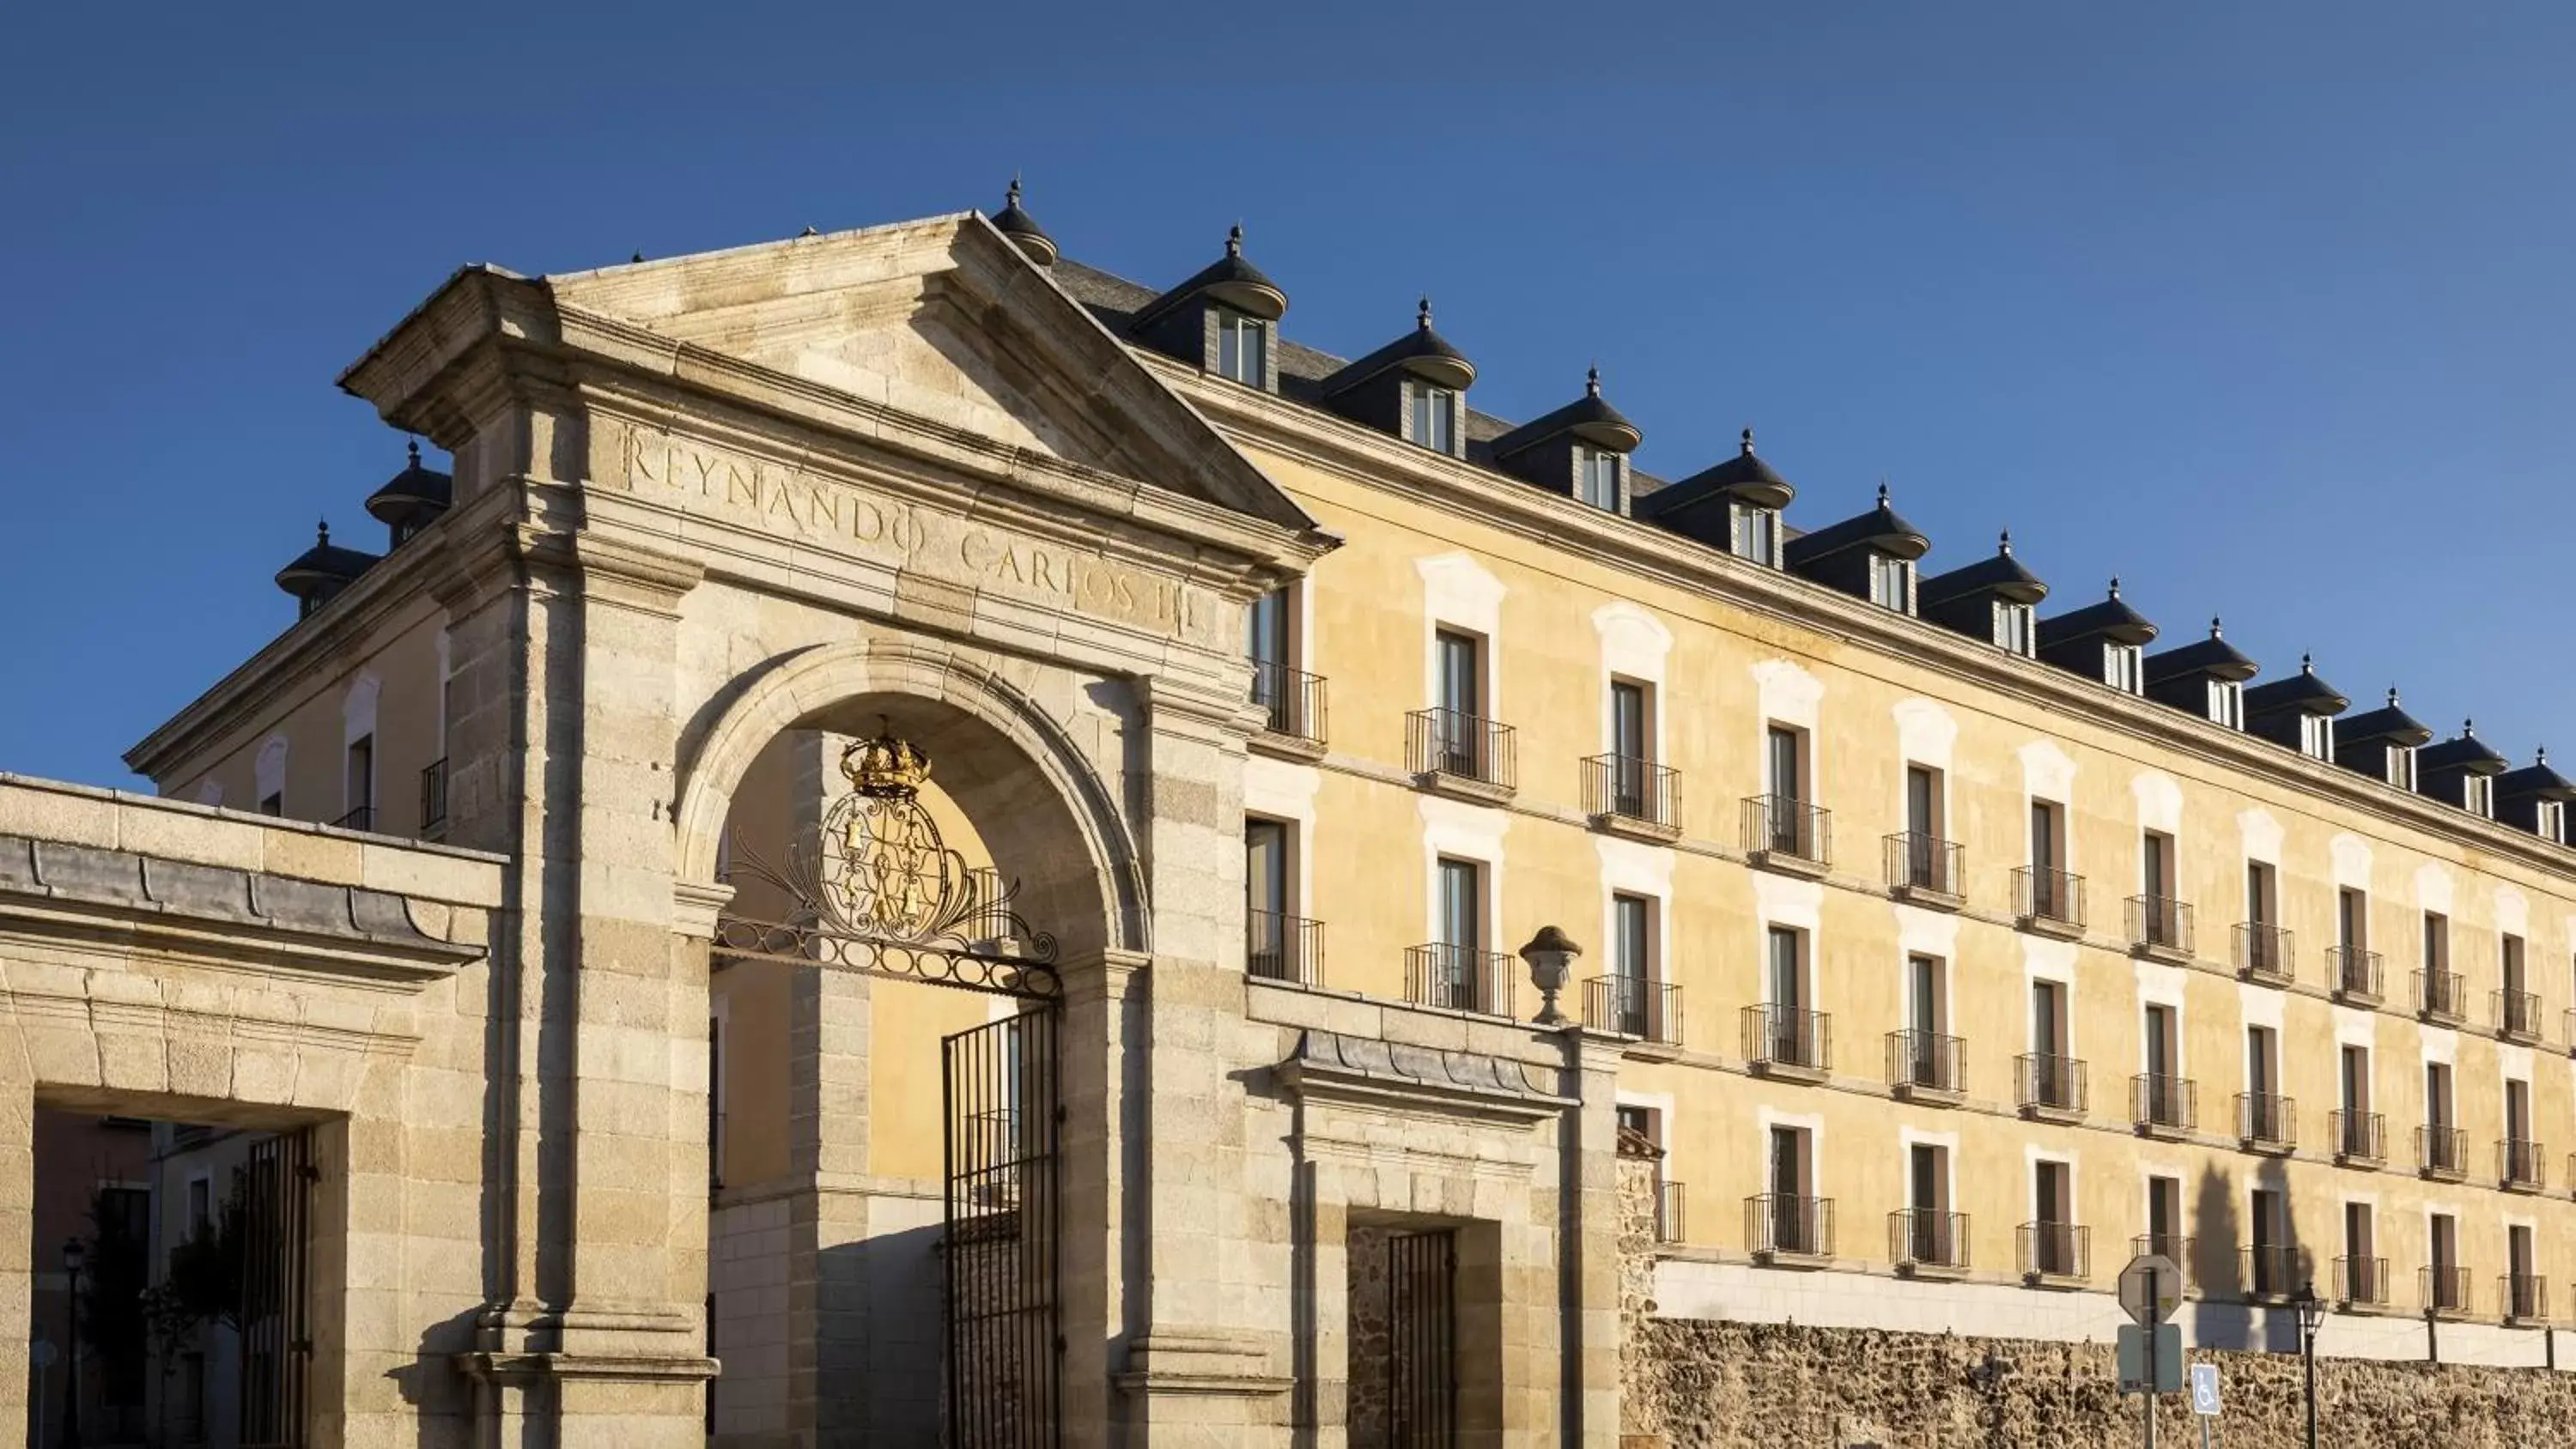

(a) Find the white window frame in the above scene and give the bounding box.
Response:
[2300,712,2335,761]
[1412,382,1456,452]
[1576,446,1620,512]
[2464,774,2494,818]
[2388,746,2417,791]
[2208,679,2245,730]
[1729,503,1779,567]
[2538,799,2567,842]
[1993,601,2035,656]
[1213,306,1267,387]
[2106,644,2144,694]
[1868,554,1915,613]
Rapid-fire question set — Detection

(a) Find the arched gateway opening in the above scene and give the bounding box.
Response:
[679,642,1138,1448]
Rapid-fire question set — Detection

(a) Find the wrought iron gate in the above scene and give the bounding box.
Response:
[1387,1229,1457,1446]
[240,1128,316,1449]
[944,1009,1060,1448]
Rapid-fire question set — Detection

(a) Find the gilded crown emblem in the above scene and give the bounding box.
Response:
[841,721,932,799]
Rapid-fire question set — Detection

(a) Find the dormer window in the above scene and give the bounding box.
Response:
[1576,446,1621,512]
[2208,679,2245,730]
[2464,774,2494,818]
[1993,602,2036,656]
[1731,504,1781,566]
[1868,554,1915,612]
[2300,713,2336,761]
[2540,800,2567,842]
[2387,745,2417,791]
[1410,383,1457,452]
[2105,644,2144,694]
[1214,306,1268,387]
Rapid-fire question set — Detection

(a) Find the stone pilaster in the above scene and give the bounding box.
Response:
[1565,1033,1628,1447]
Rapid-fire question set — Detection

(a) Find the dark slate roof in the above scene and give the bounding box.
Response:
[989,179,1058,267]
[2244,656,2349,718]
[1131,226,1288,326]
[275,522,380,596]
[1642,428,1793,514]
[1918,531,2047,608]
[2418,723,2509,776]
[2498,751,2576,801]
[2038,579,2159,648]
[363,440,453,524]
[1784,486,1931,567]
[2337,690,2435,748]
[1489,368,1642,458]
[1320,298,1476,396]
[2143,619,2259,685]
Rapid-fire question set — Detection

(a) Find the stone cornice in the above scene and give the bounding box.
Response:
[1163,360,2576,894]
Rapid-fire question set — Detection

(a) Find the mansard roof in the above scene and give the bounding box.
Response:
[988,179,1058,267]
[1489,368,1642,458]
[2244,656,2349,718]
[2144,619,2258,686]
[2038,579,2159,649]
[2499,751,2576,802]
[1918,532,2047,608]
[2418,722,2509,777]
[1784,486,1930,566]
[274,522,379,597]
[1131,225,1288,326]
[362,440,452,524]
[1321,298,1477,396]
[2338,690,2436,748]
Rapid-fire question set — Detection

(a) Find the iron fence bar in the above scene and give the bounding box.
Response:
[2330,946,2385,1000]
[1406,707,1516,788]
[1246,910,1325,986]
[1583,753,1681,828]
[2012,866,2087,928]
[2234,921,2294,981]
[1249,660,1328,746]
[1741,794,1832,865]
[1882,832,1963,895]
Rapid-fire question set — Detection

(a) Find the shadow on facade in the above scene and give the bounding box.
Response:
[2189,1160,2310,1354]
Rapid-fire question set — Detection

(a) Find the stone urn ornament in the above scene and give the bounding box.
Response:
[1519,925,1583,1026]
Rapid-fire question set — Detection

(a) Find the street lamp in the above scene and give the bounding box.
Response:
[60,1238,84,1449]
[2293,1278,2326,1449]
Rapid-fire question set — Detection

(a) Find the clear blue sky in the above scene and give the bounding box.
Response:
[4,3,2571,788]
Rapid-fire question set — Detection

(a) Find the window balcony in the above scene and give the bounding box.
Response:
[1403,943,1515,1017]
[1249,661,1328,758]
[1246,909,1325,987]
[1583,976,1681,1047]
[2504,1274,2551,1325]
[2336,1255,2391,1310]
[2236,1092,2298,1155]
[2422,1264,2474,1319]
[2494,989,2544,1045]
[1741,795,1831,876]
[2328,946,2384,1005]
[2233,922,2293,985]
[2011,865,2086,938]
[1746,1193,1834,1265]
[2330,1109,2386,1167]
[1655,1181,1686,1245]
[2131,1232,2193,1287]
[1883,832,1964,908]
[2242,1244,2300,1301]
[419,756,449,836]
[1742,1005,1832,1082]
[1886,1029,1965,1105]
[2416,1124,2469,1181]
[2015,1052,2088,1123]
[1890,1208,1970,1277]
[2130,1073,2198,1139]
[332,805,375,832]
[1583,754,1681,842]
[2500,1137,2549,1193]
[2415,968,2468,1027]
[2126,894,2195,962]
[1405,708,1516,803]
[2019,1221,2090,1286]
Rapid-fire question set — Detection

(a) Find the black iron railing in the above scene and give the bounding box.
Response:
[1584,976,1681,1046]
[2504,1274,2549,1323]
[2329,946,2384,1001]
[1404,943,1514,1016]
[2132,1233,2193,1286]
[2235,922,2293,983]
[2331,1109,2385,1165]
[1250,661,1327,747]
[2500,1138,2549,1191]
[1886,1030,1965,1096]
[2238,1092,2298,1150]
[1891,1209,1969,1270]
[1246,909,1325,986]
[2336,1255,2390,1307]
[2015,1052,2088,1115]
[1583,753,1680,829]
[2415,968,2467,1023]
[420,756,448,833]
[2243,1244,2300,1299]
[1406,707,1516,789]
[1742,1005,1832,1073]
[2013,865,2085,930]
[2422,1264,2473,1316]
[2127,894,2195,955]
[1884,832,1963,898]
[2417,1124,2469,1178]
[331,805,374,832]
[2495,990,2543,1042]
[2132,1073,2198,1133]
[1746,1194,1834,1258]
[2019,1222,2090,1281]
[1656,1181,1686,1244]
[1741,794,1831,866]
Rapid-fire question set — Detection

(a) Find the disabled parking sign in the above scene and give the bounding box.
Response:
[2190,1361,2221,1416]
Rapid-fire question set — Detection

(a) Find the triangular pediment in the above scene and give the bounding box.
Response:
[544,215,1310,530]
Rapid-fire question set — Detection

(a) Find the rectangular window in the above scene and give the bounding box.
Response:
[1246,586,1290,669]
[1577,446,1620,511]
[1435,628,1480,718]
[2507,1077,2531,1143]
[1610,681,1650,763]
[2034,1159,2071,1228]
[1213,306,1267,386]
[2345,1201,2373,1265]
[2423,911,2449,979]
[2464,773,2494,817]
[1767,1125,1809,1201]
[1766,724,1806,804]
[2106,644,2144,694]
[2207,679,2245,729]
[2142,830,2175,904]
[1868,553,1914,612]
[2426,1061,2454,1131]
[1412,384,1455,452]
[1993,601,2036,655]
[2388,745,2417,790]
[1245,819,1289,920]
[2300,712,2336,761]
[1908,953,1946,1039]
[1906,764,1942,839]
[2430,1213,2459,1300]
[1613,894,1652,984]
[186,1176,211,1240]
[2340,1045,2370,1115]
[2540,799,2568,842]
[345,733,374,825]
[2031,979,2069,1058]
[2147,1173,2181,1248]
[2143,1003,2178,1082]
[2245,861,2275,927]
[1909,1143,1948,1214]
[2031,800,2064,872]
[1437,858,1482,955]
[2246,1025,2278,1095]
[2338,888,2368,954]
[1767,925,1805,1012]
[1730,503,1780,566]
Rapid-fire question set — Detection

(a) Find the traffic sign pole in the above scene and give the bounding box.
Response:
[2144,1265,2159,1449]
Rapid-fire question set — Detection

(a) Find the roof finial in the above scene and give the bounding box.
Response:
[407,438,421,467]
[1740,427,1755,456]
[2300,652,2314,674]
[799,225,818,237]
[2109,575,2122,599]
[1586,366,1601,397]
[2540,745,2551,766]
[1227,223,1243,258]
[630,250,644,264]
[316,519,330,546]
[2464,718,2476,738]
[1006,175,1023,209]
[1417,295,1433,330]
[2209,615,2223,640]
[2388,686,2401,707]
[1999,529,2013,555]
[1875,480,1891,508]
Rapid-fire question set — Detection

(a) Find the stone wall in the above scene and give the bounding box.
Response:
[1346,1224,1393,1447]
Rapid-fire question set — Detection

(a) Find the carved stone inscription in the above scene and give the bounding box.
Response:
[620,430,1204,637]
